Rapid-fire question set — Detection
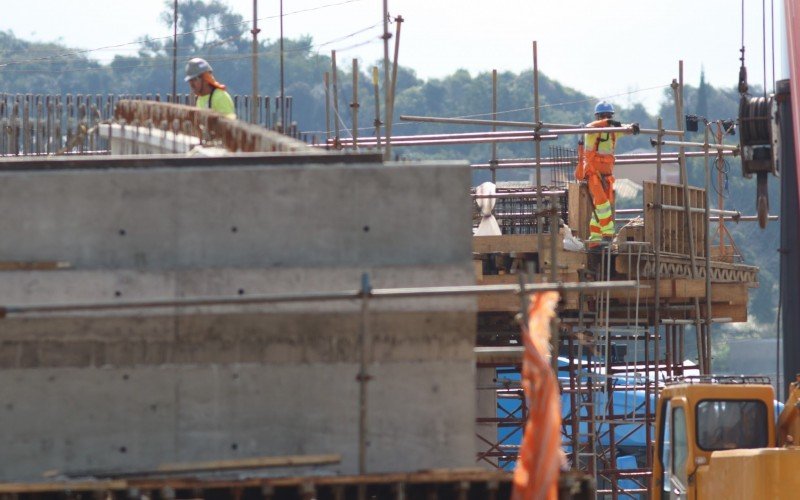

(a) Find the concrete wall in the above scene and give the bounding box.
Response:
[0,156,477,480]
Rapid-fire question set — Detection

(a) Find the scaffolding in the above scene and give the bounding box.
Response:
[322,48,765,498]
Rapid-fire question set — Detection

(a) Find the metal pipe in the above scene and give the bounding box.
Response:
[651,138,738,152]
[0,281,640,317]
[385,15,403,161]
[331,51,340,146]
[351,59,359,149]
[372,67,382,152]
[647,203,748,217]
[330,135,557,148]
[279,0,285,130]
[549,193,558,283]
[491,69,498,183]
[336,129,558,144]
[324,72,331,142]
[471,157,682,169]
[171,0,178,104]
[654,117,663,401]
[472,190,565,198]
[704,124,713,373]
[357,273,371,475]
[724,214,779,222]
[250,0,260,124]
[675,61,704,375]
[533,41,543,270]
[399,114,685,136]
[382,0,390,159]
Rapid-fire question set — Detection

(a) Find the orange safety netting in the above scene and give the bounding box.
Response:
[512,291,563,500]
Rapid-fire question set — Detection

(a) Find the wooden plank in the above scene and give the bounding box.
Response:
[155,454,342,474]
[568,182,592,241]
[702,303,748,323]
[606,279,705,300]
[478,294,520,313]
[47,454,343,481]
[710,283,748,303]
[473,259,483,280]
[472,234,539,254]
[671,279,706,298]
[0,468,513,493]
[710,245,737,263]
[538,246,586,272]
[475,346,523,365]
[477,274,519,285]
[0,261,70,271]
[476,269,580,311]
[0,481,127,494]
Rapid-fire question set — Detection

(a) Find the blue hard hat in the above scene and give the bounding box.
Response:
[594,101,615,115]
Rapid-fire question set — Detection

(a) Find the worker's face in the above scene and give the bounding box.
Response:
[596,112,614,120]
[188,75,206,96]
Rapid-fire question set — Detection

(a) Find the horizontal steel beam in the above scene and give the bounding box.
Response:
[399,114,685,136]
[651,138,739,152]
[0,281,639,316]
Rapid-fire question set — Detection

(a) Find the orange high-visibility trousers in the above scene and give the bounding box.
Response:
[581,151,616,242]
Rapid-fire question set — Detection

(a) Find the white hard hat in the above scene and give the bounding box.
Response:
[184,57,213,81]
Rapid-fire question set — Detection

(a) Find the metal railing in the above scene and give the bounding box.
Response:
[0,93,299,156]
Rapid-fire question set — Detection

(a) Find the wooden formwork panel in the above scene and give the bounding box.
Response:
[644,181,706,257]
[567,182,593,241]
[474,271,581,313]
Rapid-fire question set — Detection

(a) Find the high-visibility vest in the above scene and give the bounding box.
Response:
[584,118,617,155]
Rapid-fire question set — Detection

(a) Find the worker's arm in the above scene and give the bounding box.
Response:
[588,118,640,135]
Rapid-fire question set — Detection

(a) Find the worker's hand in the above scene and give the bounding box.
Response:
[630,122,640,135]
[609,120,622,127]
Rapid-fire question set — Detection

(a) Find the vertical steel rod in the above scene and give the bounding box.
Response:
[250,0,260,124]
[372,67,382,152]
[673,61,704,374]
[172,0,178,103]
[491,69,498,183]
[704,124,713,373]
[279,0,285,130]
[324,72,331,143]
[357,273,372,475]
[654,117,663,397]
[382,0,390,160]
[385,15,403,161]
[533,41,543,272]
[332,51,340,147]
[352,59,359,149]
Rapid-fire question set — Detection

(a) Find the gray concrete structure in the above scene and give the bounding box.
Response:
[0,154,477,480]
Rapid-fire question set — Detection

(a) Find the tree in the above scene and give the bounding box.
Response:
[157,0,247,55]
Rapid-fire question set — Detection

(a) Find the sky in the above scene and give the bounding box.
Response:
[0,0,789,115]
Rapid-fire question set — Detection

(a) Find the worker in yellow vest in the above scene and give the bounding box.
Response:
[185,57,236,120]
[575,101,639,250]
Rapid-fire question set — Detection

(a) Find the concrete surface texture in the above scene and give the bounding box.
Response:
[0,157,477,480]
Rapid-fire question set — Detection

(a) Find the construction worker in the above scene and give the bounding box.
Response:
[185,57,236,119]
[575,101,639,250]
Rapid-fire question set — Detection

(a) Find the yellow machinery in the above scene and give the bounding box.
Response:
[651,375,800,499]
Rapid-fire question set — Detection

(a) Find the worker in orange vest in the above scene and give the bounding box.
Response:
[575,101,639,250]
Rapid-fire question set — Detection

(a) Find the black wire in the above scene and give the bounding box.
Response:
[0,24,383,74]
[0,0,365,67]
[710,157,730,199]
